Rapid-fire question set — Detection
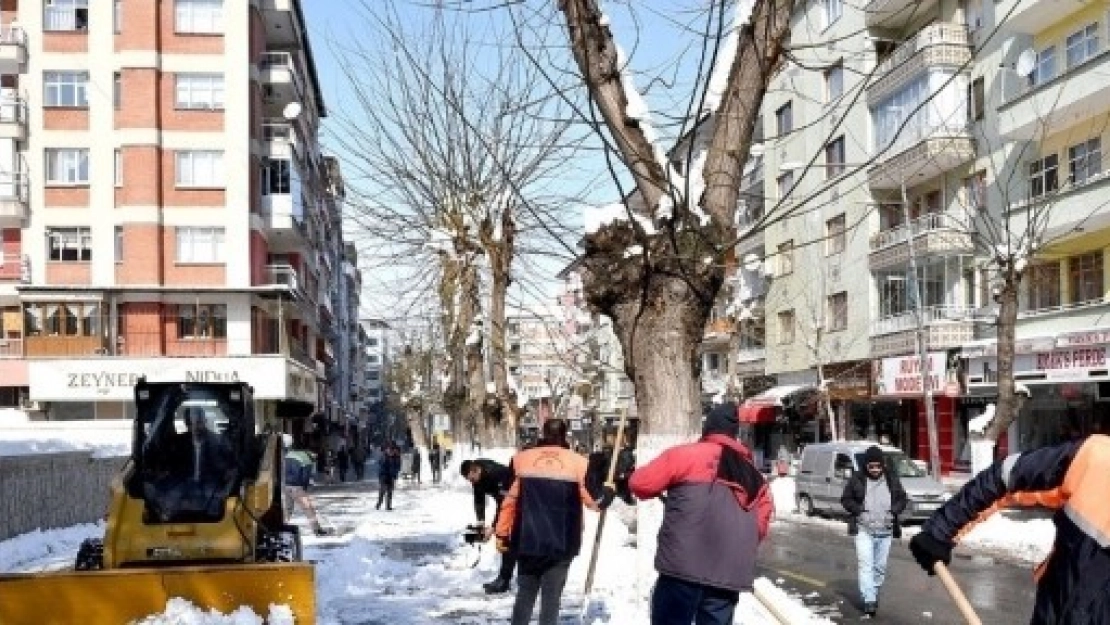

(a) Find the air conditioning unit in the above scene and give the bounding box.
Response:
[20,398,41,411]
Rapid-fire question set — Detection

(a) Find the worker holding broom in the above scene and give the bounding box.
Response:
[910,434,1110,623]
[495,418,599,625]
[627,401,772,625]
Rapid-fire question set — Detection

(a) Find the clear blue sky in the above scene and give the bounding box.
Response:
[298,1,727,318]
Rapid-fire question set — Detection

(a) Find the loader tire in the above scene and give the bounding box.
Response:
[256,527,301,563]
[74,538,104,570]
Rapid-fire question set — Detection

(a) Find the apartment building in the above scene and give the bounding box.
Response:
[961,0,1110,453]
[360,317,390,411]
[0,0,356,424]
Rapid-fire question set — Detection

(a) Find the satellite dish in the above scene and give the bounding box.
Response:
[1015,48,1036,77]
[282,101,303,120]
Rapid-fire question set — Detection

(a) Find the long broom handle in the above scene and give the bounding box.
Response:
[582,407,629,597]
[934,562,982,625]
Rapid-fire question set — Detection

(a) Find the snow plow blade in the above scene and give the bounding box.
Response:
[0,562,315,624]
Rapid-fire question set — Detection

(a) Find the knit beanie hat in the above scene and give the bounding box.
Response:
[863,446,884,466]
[703,402,740,438]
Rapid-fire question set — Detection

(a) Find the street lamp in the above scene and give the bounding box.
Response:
[775,161,944,480]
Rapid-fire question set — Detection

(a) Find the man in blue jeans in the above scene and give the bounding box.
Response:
[840,445,907,617]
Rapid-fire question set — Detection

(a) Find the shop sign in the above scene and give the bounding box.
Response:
[872,353,947,397]
[1056,328,1110,348]
[30,357,316,403]
[1032,346,1109,380]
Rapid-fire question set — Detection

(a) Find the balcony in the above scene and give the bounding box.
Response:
[0,172,28,227]
[1007,167,1110,242]
[864,0,940,29]
[703,318,736,345]
[735,347,766,376]
[264,263,302,293]
[0,26,25,74]
[996,0,1088,34]
[0,253,27,283]
[259,52,306,114]
[999,50,1110,141]
[260,193,309,250]
[0,96,26,140]
[868,24,972,105]
[868,213,975,270]
[867,124,975,190]
[870,305,976,357]
[261,119,296,158]
[259,0,303,47]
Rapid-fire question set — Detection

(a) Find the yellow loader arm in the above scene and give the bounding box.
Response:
[0,562,314,624]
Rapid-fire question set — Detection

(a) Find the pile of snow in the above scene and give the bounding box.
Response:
[0,522,103,573]
[0,418,131,458]
[132,599,293,625]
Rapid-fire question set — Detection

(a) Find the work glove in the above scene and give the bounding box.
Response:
[495,537,510,554]
[909,531,953,576]
[597,485,617,510]
[847,517,859,536]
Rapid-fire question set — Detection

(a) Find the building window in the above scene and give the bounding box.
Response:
[175,150,225,188]
[175,0,224,34]
[177,304,227,339]
[43,71,89,108]
[1029,154,1059,199]
[826,214,846,255]
[775,101,793,136]
[367,354,380,364]
[825,136,846,179]
[35,303,99,337]
[1065,23,1099,69]
[113,72,121,109]
[367,337,379,347]
[262,159,292,195]
[1068,138,1101,184]
[1069,251,1103,304]
[175,73,225,110]
[822,0,843,28]
[367,370,380,381]
[778,310,795,344]
[827,292,848,331]
[824,62,844,102]
[776,171,794,201]
[1030,46,1056,87]
[114,149,122,187]
[114,0,122,33]
[967,76,984,122]
[45,148,90,185]
[778,240,794,275]
[47,227,92,262]
[175,227,225,263]
[44,0,89,32]
[963,170,986,211]
[1027,262,1061,310]
[114,226,123,262]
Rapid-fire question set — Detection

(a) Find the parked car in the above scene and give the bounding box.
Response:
[794,441,950,522]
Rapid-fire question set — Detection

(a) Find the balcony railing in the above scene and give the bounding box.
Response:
[0,96,26,125]
[876,122,971,164]
[259,51,305,99]
[870,212,968,251]
[262,120,294,143]
[871,305,977,336]
[0,25,25,44]
[737,347,766,362]
[873,23,971,80]
[0,171,28,204]
[1019,297,1107,319]
[264,263,301,291]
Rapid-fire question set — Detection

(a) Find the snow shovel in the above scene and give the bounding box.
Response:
[935,562,983,625]
[579,407,629,623]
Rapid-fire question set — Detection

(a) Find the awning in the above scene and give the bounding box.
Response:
[739,403,775,424]
[745,384,817,407]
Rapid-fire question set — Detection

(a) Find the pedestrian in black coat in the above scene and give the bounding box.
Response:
[461,458,516,594]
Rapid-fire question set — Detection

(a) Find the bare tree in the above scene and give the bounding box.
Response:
[328,2,581,446]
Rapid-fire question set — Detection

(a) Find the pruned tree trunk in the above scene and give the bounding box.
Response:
[481,208,521,448]
[985,274,1020,445]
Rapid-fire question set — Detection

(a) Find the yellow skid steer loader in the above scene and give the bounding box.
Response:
[0,379,316,624]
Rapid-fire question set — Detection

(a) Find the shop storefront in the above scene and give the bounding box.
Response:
[739,384,819,470]
[966,328,1110,454]
[871,352,965,475]
[27,356,319,422]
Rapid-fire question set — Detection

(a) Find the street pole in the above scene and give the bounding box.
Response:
[902,181,943,482]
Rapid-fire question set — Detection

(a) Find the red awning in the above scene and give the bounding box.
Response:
[739,403,775,424]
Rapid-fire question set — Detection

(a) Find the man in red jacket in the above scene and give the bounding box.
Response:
[629,402,773,625]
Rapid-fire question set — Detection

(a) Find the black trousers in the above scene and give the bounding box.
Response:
[498,549,517,581]
[376,478,395,509]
